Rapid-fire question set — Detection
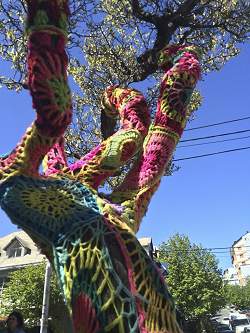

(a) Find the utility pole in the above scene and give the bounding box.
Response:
[40,260,52,333]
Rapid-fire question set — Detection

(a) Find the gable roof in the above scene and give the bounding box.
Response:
[232,231,250,247]
[3,236,30,251]
[139,237,153,247]
[0,230,45,272]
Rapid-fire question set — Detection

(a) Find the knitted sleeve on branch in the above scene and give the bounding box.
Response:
[63,87,150,189]
[42,138,68,176]
[110,45,201,231]
[26,0,70,35]
[0,0,71,181]
[27,0,72,138]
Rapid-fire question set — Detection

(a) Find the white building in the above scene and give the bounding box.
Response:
[0,230,45,297]
[138,237,154,258]
[231,232,250,286]
[223,267,239,285]
[0,231,154,295]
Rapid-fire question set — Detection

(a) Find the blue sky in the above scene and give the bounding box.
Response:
[0,44,249,271]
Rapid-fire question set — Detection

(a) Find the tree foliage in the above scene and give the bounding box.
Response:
[225,279,250,309]
[0,262,72,333]
[0,0,249,161]
[159,234,226,320]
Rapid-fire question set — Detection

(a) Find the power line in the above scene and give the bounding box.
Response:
[185,116,250,132]
[160,246,250,258]
[162,250,229,253]
[162,250,230,254]
[180,129,250,143]
[178,135,250,148]
[174,146,250,161]
[161,245,250,252]
[209,246,250,250]
[161,246,250,258]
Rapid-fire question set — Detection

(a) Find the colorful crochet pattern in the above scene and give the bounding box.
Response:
[0,1,201,332]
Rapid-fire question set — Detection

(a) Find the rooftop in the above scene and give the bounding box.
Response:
[0,231,45,272]
[138,237,152,247]
[232,231,250,247]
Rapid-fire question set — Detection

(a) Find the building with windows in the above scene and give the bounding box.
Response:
[223,267,239,285]
[231,231,250,286]
[0,230,45,296]
[0,231,155,296]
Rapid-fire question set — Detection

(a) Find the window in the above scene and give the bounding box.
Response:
[0,277,6,296]
[4,238,28,258]
[0,277,5,287]
[8,247,23,258]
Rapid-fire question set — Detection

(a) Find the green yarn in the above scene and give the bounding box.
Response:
[101,130,143,169]
[48,77,71,113]
[34,10,50,27]
[58,13,69,32]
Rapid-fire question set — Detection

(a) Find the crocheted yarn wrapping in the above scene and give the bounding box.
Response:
[0,1,201,332]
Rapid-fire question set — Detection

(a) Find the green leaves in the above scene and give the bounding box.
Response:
[225,280,250,309]
[0,262,71,332]
[159,234,226,320]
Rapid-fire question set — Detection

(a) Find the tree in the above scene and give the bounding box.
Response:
[0,262,72,333]
[0,0,249,162]
[158,234,225,326]
[225,279,250,309]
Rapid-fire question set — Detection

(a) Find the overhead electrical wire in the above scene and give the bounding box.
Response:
[162,245,250,254]
[213,246,250,250]
[180,129,250,143]
[162,245,250,251]
[173,146,250,161]
[178,135,250,148]
[173,117,250,160]
[185,116,250,132]
[163,117,250,258]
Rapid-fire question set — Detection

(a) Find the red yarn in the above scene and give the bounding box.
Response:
[73,293,100,333]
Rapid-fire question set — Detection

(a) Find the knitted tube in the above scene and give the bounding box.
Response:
[66,87,150,189]
[0,0,72,181]
[110,45,201,231]
[0,5,201,329]
[26,0,70,36]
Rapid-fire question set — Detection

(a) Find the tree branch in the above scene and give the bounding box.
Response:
[130,0,159,25]
[130,0,203,82]
[173,0,201,17]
